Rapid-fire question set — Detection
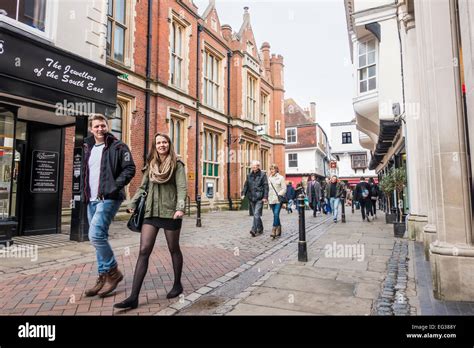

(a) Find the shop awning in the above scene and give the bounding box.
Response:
[0,23,119,122]
[369,120,401,170]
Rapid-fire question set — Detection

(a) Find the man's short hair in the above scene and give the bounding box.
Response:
[360,177,365,181]
[251,160,261,167]
[88,113,109,128]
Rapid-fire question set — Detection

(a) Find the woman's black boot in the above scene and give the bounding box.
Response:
[113,297,138,309]
[166,283,183,299]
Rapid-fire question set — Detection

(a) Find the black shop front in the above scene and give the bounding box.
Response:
[0,23,119,245]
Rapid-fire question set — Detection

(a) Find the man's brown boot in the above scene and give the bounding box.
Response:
[98,266,123,297]
[276,226,282,237]
[84,274,106,297]
[270,227,277,239]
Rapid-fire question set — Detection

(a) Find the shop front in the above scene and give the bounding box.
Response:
[0,23,118,244]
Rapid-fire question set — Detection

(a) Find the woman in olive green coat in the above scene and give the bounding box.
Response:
[114,133,187,310]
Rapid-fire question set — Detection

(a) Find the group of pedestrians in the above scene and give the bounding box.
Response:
[241,161,287,239]
[80,113,381,311]
[354,177,379,222]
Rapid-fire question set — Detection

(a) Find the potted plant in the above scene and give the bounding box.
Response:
[379,171,396,224]
[392,166,407,237]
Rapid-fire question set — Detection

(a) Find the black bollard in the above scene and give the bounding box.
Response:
[297,194,308,262]
[341,196,346,223]
[196,194,202,227]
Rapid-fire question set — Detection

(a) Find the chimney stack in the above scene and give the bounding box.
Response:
[310,102,316,123]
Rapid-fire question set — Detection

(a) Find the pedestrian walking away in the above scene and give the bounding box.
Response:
[241,160,269,237]
[268,164,287,239]
[285,181,296,213]
[354,177,372,222]
[368,177,379,219]
[83,114,136,298]
[306,174,322,217]
[114,133,187,310]
[325,175,344,223]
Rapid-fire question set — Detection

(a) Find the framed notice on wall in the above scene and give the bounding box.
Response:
[30,150,59,193]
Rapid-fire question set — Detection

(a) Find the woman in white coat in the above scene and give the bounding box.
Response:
[268,164,287,238]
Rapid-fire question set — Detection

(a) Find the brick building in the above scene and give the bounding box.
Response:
[61,0,285,214]
[284,98,330,186]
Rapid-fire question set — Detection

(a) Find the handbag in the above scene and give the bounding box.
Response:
[127,180,149,232]
[270,180,288,204]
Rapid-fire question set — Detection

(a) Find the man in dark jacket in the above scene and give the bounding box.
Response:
[83,114,136,298]
[241,160,269,236]
[307,174,321,217]
[354,177,372,222]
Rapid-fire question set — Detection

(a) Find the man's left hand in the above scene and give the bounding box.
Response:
[262,198,268,204]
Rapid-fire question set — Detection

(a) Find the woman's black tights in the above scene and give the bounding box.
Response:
[123,224,183,304]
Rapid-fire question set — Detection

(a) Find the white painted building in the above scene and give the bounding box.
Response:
[284,99,330,185]
[330,121,376,186]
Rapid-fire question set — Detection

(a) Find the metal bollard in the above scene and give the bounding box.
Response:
[196,194,202,227]
[297,194,308,262]
[341,196,346,223]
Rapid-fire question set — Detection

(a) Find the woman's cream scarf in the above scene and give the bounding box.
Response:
[149,155,175,184]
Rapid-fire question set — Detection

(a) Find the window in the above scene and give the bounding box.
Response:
[202,129,220,184]
[286,128,297,144]
[352,154,367,169]
[110,104,123,141]
[107,0,127,63]
[170,20,185,87]
[243,142,257,176]
[247,41,254,54]
[246,74,257,121]
[275,120,281,136]
[358,39,376,93]
[260,149,268,172]
[203,50,220,109]
[288,153,298,168]
[170,117,184,156]
[342,132,352,144]
[260,93,269,125]
[3,0,47,31]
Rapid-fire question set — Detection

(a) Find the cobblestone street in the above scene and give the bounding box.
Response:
[0,209,319,315]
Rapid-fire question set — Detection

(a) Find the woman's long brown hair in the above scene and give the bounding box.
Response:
[146,132,177,169]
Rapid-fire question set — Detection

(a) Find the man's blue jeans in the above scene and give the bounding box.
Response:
[250,200,264,232]
[87,200,122,274]
[269,203,282,226]
[329,197,340,221]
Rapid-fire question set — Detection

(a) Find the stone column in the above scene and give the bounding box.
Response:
[459,0,474,237]
[398,1,429,241]
[414,0,438,258]
[416,0,474,301]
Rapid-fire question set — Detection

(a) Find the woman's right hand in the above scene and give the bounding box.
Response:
[127,208,135,214]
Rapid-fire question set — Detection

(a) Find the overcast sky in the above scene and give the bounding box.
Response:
[194,0,355,141]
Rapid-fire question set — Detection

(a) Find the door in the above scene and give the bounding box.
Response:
[20,121,64,235]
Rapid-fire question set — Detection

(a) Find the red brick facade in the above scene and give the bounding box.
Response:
[62,0,285,208]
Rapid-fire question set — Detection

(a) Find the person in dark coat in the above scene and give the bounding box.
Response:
[285,181,296,213]
[368,177,379,219]
[241,160,269,237]
[354,177,372,222]
[306,174,321,217]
